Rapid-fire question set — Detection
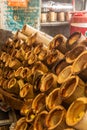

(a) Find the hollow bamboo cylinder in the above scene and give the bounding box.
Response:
[7,78,19,94]
[34,111,48,130]
[46,105,67,130]
[32,93,46,114]
[49,34,67,54]
[66,32,85,50]
[65,45,87,64]
[57,65,72,84]
[19,83,34,99]
[8,58,22,70]
[60,76,85,104]
[14,30,28,41]
[32,61,48,73]
[72,50,87,82]
[46,49,64,68]
[52,59,69,76]
[20,99,33,116]
[66,97,87,130]
[14,117,28,130]
[46,88,62,110]
[39,73,58,93]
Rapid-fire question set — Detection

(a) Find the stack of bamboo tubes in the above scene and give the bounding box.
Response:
[0,25,87,130]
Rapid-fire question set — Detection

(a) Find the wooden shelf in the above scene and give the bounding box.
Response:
[40,21,69,26]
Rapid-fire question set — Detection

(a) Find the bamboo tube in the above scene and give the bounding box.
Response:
[14,117,28,130]
[46,49,64,68]
[33,111,48,130]
[57,65,72,84]
[6,70,15,79]
[21,42,31,53]
[0,51,7,61]
[7,78,19,94]
[3,53,10,63]
[24,50,32,60]
[9,58,22,70]
[33,43,43,55]
[28,52,37,65]
[77,39,87,47]
[22,24,37,36]
[66,97,87,130]
[22,24,53,46]
[65,45,87,64]
[37,48,48,61]
[14,39,24,49]
[20,67,31,79]
[20,99,33,116]
[32,61,48,73]
[39,73,58,93]
[49,34,68,54]
[11,48,25,61]
[5,56,11,67]
[0,76,5,86]
[2,79,9,91]
[32,93,46,114]
[66,32,85,50]
[46,105,67,130]
[46,88,62,110]
[72,50,87,82]
[60,76,85,104]
[26,108,36,123]
[17,79,25,90]
[32,70,44,93]
[33,70,44,84]
[36,32,52,47]
[26,32,37,46]
[0,68,3,76]
[15,66,23,78]
[19,83,34,99]
[52,59,69,76]
[14,30,28,41]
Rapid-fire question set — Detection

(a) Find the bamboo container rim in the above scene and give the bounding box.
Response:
[57,65,72,84]
[60,76,80,99]
[46,105,66,129]
[66,97,87,126]
[72,50,87,74]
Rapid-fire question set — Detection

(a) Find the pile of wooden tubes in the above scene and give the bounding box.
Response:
[0,24,87,130]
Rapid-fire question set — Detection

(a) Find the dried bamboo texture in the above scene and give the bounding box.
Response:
[0,25,87,130]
